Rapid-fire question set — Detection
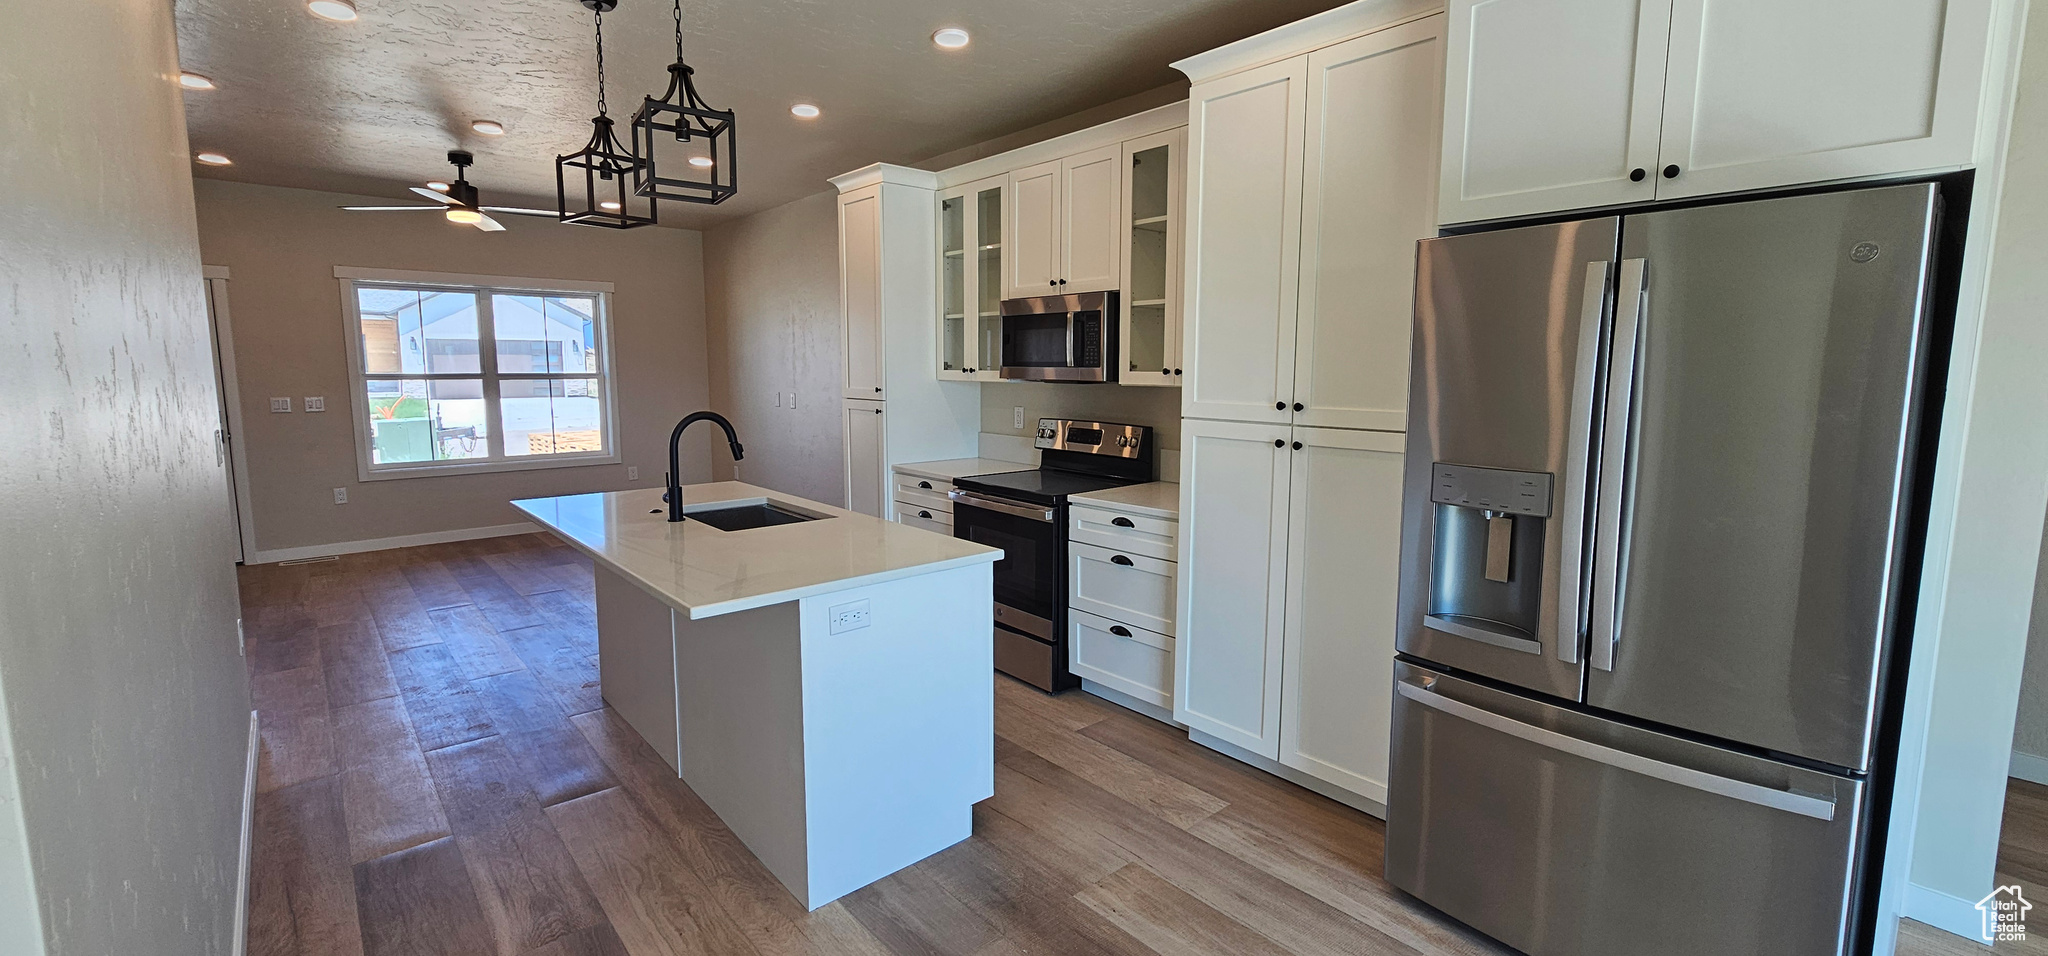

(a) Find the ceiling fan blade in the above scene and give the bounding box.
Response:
[340,204,445,211]
[410,186,460,205]
[480,206,561,219]
[472,214,507,232]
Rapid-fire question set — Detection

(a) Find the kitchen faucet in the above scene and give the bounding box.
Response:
[666,411,745,522]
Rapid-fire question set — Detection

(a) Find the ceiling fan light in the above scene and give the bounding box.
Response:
[194,152,233,166]
[932,28,970,49]
[445,208,483,224]
[306,0,358,21]
[471,120,505,136]
[178,72,216,91]
[426,181,450,192]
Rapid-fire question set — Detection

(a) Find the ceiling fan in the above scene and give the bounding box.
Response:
[340,150,558,231]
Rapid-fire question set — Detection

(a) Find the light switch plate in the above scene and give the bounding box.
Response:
[304,396,325,412]
[828,599,871,634]
[627,465,639,481]
[1013,406,1026,429]
[271,397,292,413]
[785,391,798,409]
[773,391,782,407]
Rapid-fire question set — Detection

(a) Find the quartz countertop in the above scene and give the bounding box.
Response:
[513,482,1001,621]
[891,457,1033,482]
[1070,481,1181,519]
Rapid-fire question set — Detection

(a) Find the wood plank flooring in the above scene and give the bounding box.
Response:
[239,533,2037,956]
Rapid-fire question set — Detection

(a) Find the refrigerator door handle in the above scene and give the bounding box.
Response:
[1556,260,1612,663]
[1590,258,1647,673]
[1396,677,1837,821]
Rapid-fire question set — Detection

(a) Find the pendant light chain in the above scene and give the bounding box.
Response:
[593,7,609,117]
[673,0,684,63]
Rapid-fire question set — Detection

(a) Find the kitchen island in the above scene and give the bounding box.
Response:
[513,482,1001,910]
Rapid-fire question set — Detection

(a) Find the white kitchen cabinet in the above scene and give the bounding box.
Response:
[1007,148,1124,298]
[1293,18,1444,432]
[938,175,1005,381]
[843,399,886,517]
[1181,56,1308,425]
[1070,610,1175,710]
[1070,542,1176,637]
[1438,0,1997,223]
[1007,159,1061,299]
[1119,128,1186,388]
[1277,427,1404,804]
[1174,418,1293,757]
[839,186,887,399]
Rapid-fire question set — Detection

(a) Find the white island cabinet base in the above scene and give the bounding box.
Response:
[518,483,998,910]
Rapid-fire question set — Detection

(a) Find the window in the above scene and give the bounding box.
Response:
[337,267,617,479]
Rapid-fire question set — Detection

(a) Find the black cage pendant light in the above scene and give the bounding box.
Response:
[630,0,737,205]
[557,0,655,228]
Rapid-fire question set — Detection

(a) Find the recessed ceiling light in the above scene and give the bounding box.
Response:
[306,0,358,21]
[471,120,505,136]
[790,103,821,119]
[933,27,970,49]
[688,156,715,168]
[194,152,233,166]
[445,208,483,224]
[426,181,450,192]
[599,201,622,211]
[178,72,216,91]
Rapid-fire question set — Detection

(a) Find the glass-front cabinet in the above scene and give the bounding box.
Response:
[938,175,1006,381]
[1119,128,1185,388]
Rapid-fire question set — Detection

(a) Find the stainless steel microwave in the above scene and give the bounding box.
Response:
[999,291,1118,383]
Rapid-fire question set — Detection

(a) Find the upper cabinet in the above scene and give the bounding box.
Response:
[1439,0,1998,224]
[1120,128,1187,388]
[938,175,1005,381]
[1007,147,1124,298]
[839,186,886,399]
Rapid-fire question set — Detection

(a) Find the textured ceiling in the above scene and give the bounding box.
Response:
[173,0,1352,229]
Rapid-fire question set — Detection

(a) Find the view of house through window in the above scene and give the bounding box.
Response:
[348,278,612,476]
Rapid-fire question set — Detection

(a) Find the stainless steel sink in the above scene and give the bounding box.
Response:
[683,501,824,532]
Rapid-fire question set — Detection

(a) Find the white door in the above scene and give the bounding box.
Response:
[1007,159,1062,299]
[1182,56,1309,425]
[1437,0,1671,224]
[1060,145,1124,294]
[839,187,886,399]
[1293,16,1444,433]
[1174,418,1292,758]
[1652,0,1992,200]
[1278,427,1405,805]
[842,398,887,517]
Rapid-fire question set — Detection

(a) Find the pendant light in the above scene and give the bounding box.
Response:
[630,0,737,205]
[556,0,655,228]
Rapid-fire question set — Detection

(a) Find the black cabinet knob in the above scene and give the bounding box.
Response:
[1292,402,1304,412]
[1275,401,1286,410]
[1274,439,1285,448]
[1111,554,1134,566]
[918,510,932,519]
[1663,164,1680,179]
[874,386,882,393]
[917,480,932,489]
[1161,367,1171,375]
[1049,280,1057,287]
[1110,625,1132,638]
[1111,517,1135,528]
[1173,368,1182,376]
[1059,279,1068,285]
[874,408,883,415]
[1292,441,1303,450]
[1630,168,1647,182]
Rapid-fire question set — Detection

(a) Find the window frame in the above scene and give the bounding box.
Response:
[336,266,621,481]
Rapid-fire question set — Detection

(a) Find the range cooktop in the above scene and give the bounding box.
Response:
[951,468,1141,507]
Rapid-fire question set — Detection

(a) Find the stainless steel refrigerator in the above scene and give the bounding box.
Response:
[1386,183,1943,956]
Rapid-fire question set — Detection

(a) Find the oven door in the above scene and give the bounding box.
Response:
[951,490,1069,690]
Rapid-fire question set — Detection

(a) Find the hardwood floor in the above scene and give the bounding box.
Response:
[240,532,1512,956]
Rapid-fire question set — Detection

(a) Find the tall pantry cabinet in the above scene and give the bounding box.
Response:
[832,164,980,517]
[1173,5,1444,810]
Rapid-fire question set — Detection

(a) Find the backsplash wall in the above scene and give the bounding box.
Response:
[980,382,1182,451]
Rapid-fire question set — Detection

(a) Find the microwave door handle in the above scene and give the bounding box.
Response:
[1066,311,1077,368]
[1557,260,1612,664]
[1589,258,1646,673]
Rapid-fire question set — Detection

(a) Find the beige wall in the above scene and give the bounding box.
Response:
[702,191,845,502]
[194,180,714,555]
[0,1,253,953]
[981,383,1183,451]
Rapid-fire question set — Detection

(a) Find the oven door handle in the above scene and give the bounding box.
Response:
[949,490,1055,523]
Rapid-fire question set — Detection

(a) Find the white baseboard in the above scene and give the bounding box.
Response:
[2011,750,2048,786]
[1186,729,1388,819]
[232,710,257,956]
[247,521,540,565]
[1904,883,1991,946]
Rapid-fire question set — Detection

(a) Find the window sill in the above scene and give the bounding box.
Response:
[357,451,623,482]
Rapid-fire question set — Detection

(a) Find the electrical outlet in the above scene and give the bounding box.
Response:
[785,391,798,409]
[271,397,292,413]
[304,396,325,412]
[1013,406,1026,429]
[627,466,639,481]
[236,618,245,657]
[828,599,871,635]
[332,487,348,504]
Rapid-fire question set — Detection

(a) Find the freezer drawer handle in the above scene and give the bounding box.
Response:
[1396,679,1836,821]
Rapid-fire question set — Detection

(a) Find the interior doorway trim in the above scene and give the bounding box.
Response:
[204,266,259,562]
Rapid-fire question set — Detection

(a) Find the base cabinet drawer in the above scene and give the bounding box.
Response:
[893,473,954,512]
[1069,609,1173,708]
[894,501,953,534]
[1071,505,1177,561]
[1070,541,1176,636]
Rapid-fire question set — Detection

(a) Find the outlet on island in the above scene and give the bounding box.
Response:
[828,599,871,634]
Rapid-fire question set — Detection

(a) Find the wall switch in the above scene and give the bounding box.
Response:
[828,599,871,635]
[304,396,325,412]
[271,397,292,413]
[236,618,245,657]
[332,487,348,504]
[627,465,639,481]
[1013,406,1026,429]
[773,391,782,407]
[785,391,798,409]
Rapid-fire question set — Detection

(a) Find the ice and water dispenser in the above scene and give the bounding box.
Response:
[1422,464,1553,654]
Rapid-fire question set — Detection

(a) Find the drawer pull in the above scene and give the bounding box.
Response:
[917,510,932,519]
[1110,625,1132,638]
[1110,554,1134,567]
[918,480,933,489]
[1111,516,1135,528]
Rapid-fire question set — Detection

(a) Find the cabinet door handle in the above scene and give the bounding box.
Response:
[1663,164,1681,179]
[1110,625,1132,638]
[874,386,882,393]
[1275,401,1287,410]
[1630,167,1647,182]
[1111,554,1134,566]
[917,510,932,519]
[874,408,883,415]
[1111,516,1135,528]
[1174,368,1182,376]
[1292,441,1303,450]
[1161,367,1171,375]
[1274,439,1285,448]
[1292,402,1303,412]
[917,480,933,489]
